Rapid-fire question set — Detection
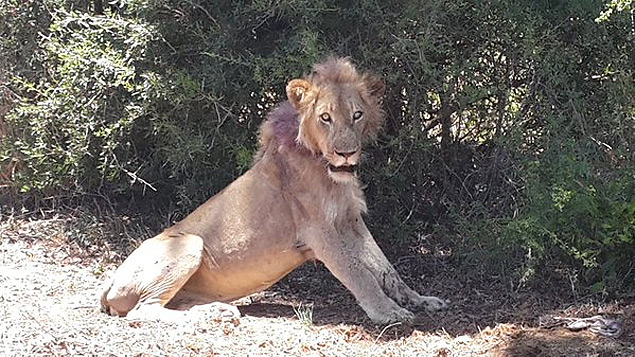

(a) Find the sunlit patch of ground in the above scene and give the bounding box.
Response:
[1,214,633,356]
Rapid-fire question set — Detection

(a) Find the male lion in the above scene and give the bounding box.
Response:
[101,57,447,324]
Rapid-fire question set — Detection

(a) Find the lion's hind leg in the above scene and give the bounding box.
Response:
[100,232,204,320]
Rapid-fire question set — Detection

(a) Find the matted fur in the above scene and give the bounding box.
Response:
[100,57,446,324]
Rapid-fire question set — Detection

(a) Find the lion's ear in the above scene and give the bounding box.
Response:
[363,74,385,101]
[286,79,314,109]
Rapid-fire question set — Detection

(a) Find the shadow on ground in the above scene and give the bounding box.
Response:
[243,259,635,354]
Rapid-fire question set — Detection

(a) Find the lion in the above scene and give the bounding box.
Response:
[100,57,447,324]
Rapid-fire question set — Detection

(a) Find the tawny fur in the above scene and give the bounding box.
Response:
[100,57,447,324]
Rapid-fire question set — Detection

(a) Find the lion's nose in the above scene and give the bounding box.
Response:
[335,149,358,159]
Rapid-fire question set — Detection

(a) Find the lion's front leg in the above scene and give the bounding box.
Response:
[352,220,448,313]
[365,247,448,313]
[307,221,446,324]
[309,233,416,324]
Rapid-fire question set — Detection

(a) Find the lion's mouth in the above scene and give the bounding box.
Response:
[328,164,357,174]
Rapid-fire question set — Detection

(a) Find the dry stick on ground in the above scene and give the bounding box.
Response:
[369,322,403,356]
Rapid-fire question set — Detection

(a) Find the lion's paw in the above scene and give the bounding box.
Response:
[189,302,241,323]
[368,306,416,325]
[420,296,449,312]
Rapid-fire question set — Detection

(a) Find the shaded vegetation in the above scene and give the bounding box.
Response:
[1,0,633,294]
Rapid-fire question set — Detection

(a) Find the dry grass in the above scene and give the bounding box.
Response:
[1,209,634,356]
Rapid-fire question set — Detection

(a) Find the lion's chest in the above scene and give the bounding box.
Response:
[294,182,367,225]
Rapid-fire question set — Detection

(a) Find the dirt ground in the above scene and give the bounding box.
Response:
[1,212,634,356]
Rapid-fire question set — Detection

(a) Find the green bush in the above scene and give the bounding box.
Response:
[506,155,635,289]
[2,5,157,197]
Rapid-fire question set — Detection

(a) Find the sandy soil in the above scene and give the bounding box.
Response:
[1,213,634,356]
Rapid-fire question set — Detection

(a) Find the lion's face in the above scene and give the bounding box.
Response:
[286,58,385,183]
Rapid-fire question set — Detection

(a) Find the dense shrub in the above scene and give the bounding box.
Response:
[1,0,633,292]
[2,8,155,195]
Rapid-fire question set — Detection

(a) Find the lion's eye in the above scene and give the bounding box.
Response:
[353,111,363,121]
[320,113,332,123]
